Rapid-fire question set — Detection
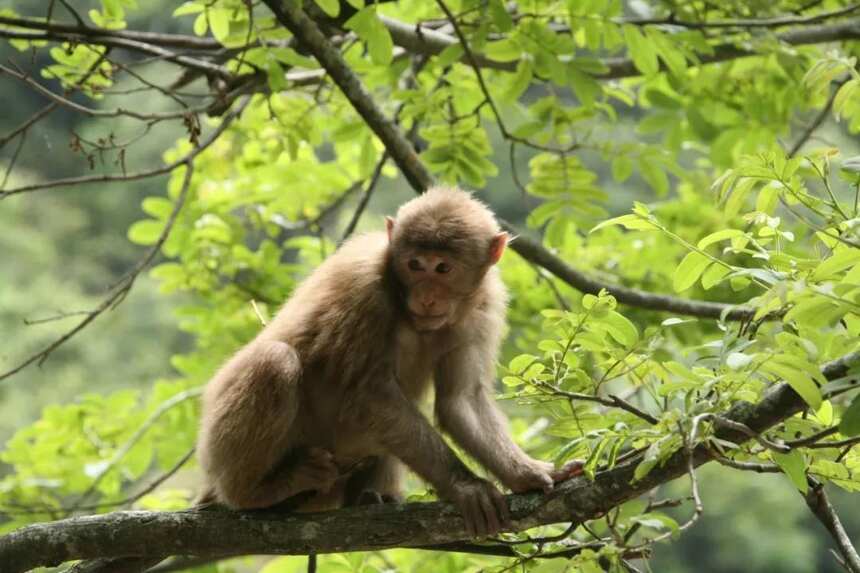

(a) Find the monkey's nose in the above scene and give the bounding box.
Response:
[422,298,436,309]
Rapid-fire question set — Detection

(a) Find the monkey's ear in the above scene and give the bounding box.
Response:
[386,216,395,241]
[489,232,508,265]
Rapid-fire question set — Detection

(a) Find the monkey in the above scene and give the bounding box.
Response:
[197,186,581,537]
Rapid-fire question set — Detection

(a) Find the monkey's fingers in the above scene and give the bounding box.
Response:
[462,496,482,538]
[477,491,502,536]
[490,487,511,529]
[550,459,585,483]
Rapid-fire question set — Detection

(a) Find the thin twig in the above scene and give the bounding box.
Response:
[788,78,845,157]
[0,63,210,121]
[1,94,248,198]
[340,151,388,242]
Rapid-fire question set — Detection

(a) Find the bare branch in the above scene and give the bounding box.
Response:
[803,479,860,573]
[0,94,248,198]
[0,63,211,121]
[0,102,57,150]
[0,15,222,50]
[788,78,846,157]
[613,3,860,29]
[340,151,388,242]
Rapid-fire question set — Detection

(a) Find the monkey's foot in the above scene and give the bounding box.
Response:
[291,447,339,494]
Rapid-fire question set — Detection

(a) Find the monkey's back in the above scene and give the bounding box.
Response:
[264,232,398,385]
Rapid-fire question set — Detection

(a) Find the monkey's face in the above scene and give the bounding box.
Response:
[385,190,509,332]
[394,249,473,331]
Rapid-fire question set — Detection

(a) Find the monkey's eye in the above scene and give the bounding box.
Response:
[408,258,424,271]
[435,262,451,274]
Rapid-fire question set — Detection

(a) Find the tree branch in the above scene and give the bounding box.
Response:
[366,16,860,80]
[803,479,860,573]
[3,350,856,572]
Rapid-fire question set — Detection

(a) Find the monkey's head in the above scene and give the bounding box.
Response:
[386,186,508,332]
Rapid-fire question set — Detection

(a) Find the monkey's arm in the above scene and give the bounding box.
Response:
[435,346,577,493]
[354,374,509,537]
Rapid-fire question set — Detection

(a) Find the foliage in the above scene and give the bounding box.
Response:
[1,0,860,571]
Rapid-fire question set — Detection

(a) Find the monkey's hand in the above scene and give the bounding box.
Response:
[506,459,585,494]
[448,477,510,538]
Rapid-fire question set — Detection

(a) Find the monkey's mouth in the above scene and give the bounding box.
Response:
[410,312,448,330]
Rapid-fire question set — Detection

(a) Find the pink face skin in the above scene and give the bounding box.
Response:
[401,251,460,331]
[387,217,507,332]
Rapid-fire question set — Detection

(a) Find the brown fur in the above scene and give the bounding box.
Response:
[197,186,579,536]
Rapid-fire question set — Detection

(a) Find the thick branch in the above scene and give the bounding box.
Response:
[3,351,856,572]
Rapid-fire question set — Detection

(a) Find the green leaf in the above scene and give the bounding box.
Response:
[568,67,601,107]
[484,39,521,62]
[760,361,822,409]
[612,156,633,182]
[812,248,860,281]
[345,8,393,65]
[839,394,860,436]
[773,451,808,494]
[128,220,164,245]
[590,214,654,233]
[603,311,639,346]
[622,24,659,76]
[673,252,711,292]
[504,59,533,102]
[509,354,538,374]
[697,229,744,250]
[638,157,669,196]
[173,2,203,16]
[208,8,230,42]
[756,182,779,214]
[701,264,731,290]
[487,0,514,31]
[314,0,340,18]
[833,79,859,120]
[193,12,207,36]
[632,512,680,538]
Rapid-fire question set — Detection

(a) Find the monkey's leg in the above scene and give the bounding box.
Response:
[200,340,338,510]
[343,455,404,506]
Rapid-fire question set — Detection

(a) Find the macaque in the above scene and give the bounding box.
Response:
[197,186,579,537]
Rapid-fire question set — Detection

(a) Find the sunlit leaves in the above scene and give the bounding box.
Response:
[760,356,824,409]
[526,154,606,229]
[622,25,659,76]
[773,451,808,494]
[345,7,394,65]
[673,252,712,293]
[840,395,860,437]
[420,123,498,188]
